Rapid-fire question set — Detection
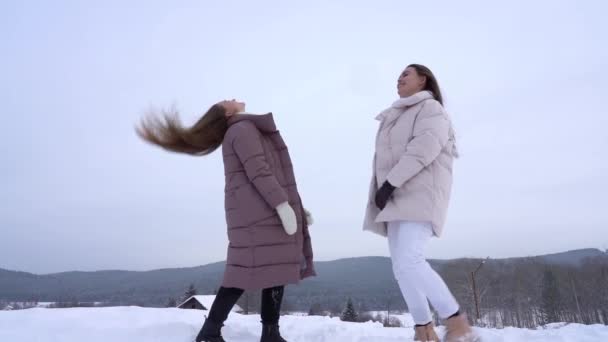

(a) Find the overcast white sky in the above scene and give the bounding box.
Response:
[1,0,607,274]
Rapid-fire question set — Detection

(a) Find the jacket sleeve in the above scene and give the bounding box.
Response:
[301,212,316,277]
[231,122,289,208]
[302,206,313,259]
[386,104,450,188]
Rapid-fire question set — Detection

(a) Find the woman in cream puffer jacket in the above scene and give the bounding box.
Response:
[363,64,479,342]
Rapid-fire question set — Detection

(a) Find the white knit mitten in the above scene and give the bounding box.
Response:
[276,202,297,235]
[304,208,314,226]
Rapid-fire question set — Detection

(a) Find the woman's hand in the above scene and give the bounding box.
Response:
[304,208,314,226]
[375,181,396,210]
[276,202,297,235]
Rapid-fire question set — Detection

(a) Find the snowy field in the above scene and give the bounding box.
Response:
[1,307,608,342]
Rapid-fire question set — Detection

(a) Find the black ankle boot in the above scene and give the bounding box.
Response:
[195,318,225,342]
[260,323,287,342]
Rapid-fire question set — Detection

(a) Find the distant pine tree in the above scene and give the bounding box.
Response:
[341,298,358,322]
[166,297,177,308]
[308,302,323,316]
[182,284,198,303]
[600,266,608,325]
[541,269,561,324]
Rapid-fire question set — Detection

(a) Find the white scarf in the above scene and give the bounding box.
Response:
[376,91,460,158]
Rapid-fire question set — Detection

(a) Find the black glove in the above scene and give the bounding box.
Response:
[375,181,396,210]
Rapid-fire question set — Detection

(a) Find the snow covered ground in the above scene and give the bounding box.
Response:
[1,307,608,342]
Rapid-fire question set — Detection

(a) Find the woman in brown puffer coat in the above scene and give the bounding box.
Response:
[137,100,315,342]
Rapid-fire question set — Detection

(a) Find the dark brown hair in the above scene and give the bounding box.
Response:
[135,104,228,156]
[408,64,443,105]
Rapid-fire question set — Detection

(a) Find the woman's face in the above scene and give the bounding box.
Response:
[397,67,426,98]
[219,99,246,117]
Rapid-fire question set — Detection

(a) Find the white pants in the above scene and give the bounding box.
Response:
[388,221,459,325]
